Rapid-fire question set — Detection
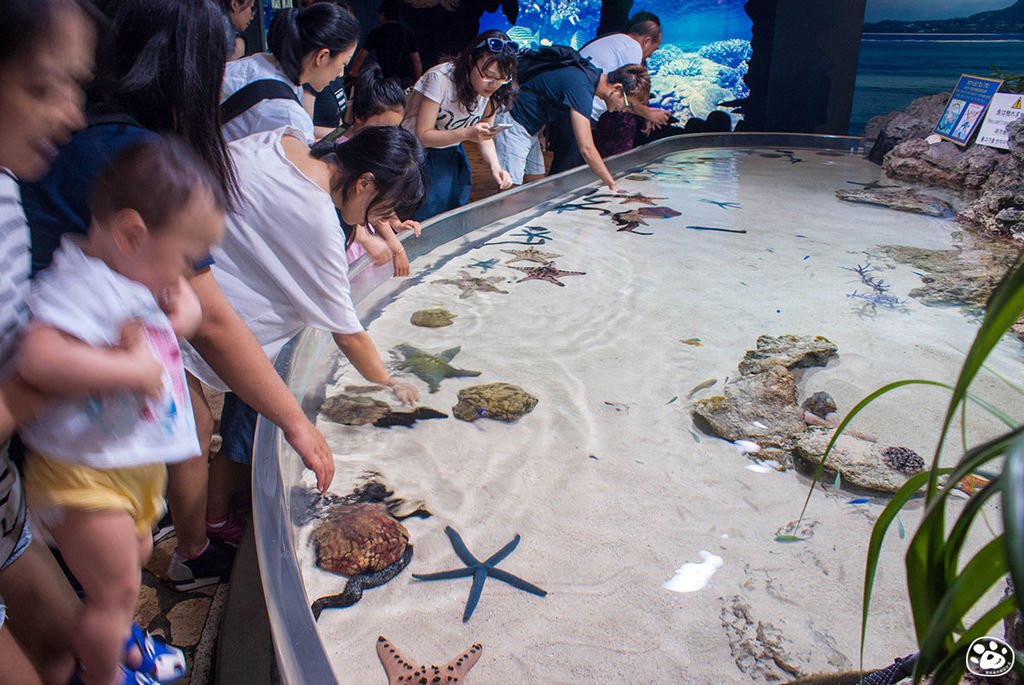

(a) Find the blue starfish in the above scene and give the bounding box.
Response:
[485,226,554,246]
[412,526,547,622]
[468,258,499,272]
[701,198,741,210]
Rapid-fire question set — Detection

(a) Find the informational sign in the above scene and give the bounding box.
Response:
[933,74,1003,146]
[976,92,1024,150]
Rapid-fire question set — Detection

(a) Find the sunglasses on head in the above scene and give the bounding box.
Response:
[475,37,520,55]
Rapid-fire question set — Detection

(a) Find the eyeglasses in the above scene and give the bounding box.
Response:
[475,37,520,56]
[475,63,512,86]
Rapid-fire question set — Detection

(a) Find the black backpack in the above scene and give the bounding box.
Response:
[515,45,602,91]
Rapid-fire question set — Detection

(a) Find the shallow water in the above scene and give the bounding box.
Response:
[298,148,1021,683]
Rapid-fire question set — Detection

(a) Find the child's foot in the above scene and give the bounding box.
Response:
[166,539,235,591]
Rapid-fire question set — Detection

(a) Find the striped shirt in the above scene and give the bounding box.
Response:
[0,172,30,378]
[0,170,29,567]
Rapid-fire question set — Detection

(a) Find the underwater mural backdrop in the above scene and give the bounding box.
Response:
[478,0,753,125]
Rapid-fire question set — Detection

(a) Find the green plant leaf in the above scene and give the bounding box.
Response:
[860,469,946,670]
[915,538,1006,675]
[928,252,1024,500]
[942,472,1002,582]
[1002,434,1024,613]
[926,596,1019,684]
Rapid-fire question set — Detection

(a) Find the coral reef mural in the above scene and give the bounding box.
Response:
[480,0,753,125]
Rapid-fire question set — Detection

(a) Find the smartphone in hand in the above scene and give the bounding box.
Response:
[488,123,515,132]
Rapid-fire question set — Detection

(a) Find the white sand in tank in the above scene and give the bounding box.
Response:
[294,148,1021,684]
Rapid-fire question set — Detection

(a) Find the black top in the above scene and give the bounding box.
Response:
[511,65,600,136]
[363,22,418,86]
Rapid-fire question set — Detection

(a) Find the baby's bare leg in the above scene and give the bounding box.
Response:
[49,509,140,685]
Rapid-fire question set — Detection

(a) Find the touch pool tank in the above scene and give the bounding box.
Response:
[252,134,1022,684]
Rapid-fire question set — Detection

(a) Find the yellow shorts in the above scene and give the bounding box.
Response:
[24,453,167,538]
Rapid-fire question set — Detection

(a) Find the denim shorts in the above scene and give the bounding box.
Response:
[0,517,32,630]
[219,392,258,465]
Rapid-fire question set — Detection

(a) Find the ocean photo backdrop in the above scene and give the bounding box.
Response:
[851,33,1024,134]
[478,0,753,125]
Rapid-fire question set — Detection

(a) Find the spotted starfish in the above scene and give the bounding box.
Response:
[610,209,652,235]
[412,526,547,622]
[376,636,482,685]
[433,271,508,299]
[509,261,585,287]
[501,247,561,264]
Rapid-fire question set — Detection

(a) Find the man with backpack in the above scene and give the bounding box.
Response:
[493,43,650,192]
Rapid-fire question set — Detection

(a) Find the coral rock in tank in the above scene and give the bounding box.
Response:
[319,393,448,428]
[835,187,953,217]
[691,335,839,465]
[453,383,538,423]
[410,308,456,328]
[801,391,837,419]
[737,335,838,376]
[321,393,391,425]
[393,343,481,393]
[309,502,413,618]
[794,430,922,493]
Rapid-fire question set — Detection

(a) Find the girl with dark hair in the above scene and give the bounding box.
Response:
[403,29,519,220]
[182,125,425,530]
[218,0,257,61]
[334,65,414,274]
[221,1,360,145]
[0,1,95,682]
[20,0,335,594]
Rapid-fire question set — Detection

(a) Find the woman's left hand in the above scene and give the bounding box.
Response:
[493,169,514,190]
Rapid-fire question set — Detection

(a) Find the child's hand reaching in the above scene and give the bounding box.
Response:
[118,321,165,398]
[392,248,410,277]
[387,379,419,405]
[161,276,203,339]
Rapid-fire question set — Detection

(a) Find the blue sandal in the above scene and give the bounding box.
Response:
[119,665,160,685]
[124,625,187,683]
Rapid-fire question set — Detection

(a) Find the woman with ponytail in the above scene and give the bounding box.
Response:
[403,29,519,221]
[221,1,360,144]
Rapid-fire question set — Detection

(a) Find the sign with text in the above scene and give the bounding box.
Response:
[933,74,1003,146]
[976,92,1024,150]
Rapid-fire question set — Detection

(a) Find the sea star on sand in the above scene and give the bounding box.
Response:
[610,209,651,235]
[501,247,561,264]
[509,261,585,287]
[467,258,500,272]
[377,636,482,685]
[700,199,741,210]
[617,192,667,205]
[412,526,547,622]
[433,271,509,299]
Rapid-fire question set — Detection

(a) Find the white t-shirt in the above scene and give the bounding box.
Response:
[222,53,314,145]
[0,171,29,565]
[580,33,643,120]
[182,127,363,391]
[403,62,489,148]
[19,237,199,469]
